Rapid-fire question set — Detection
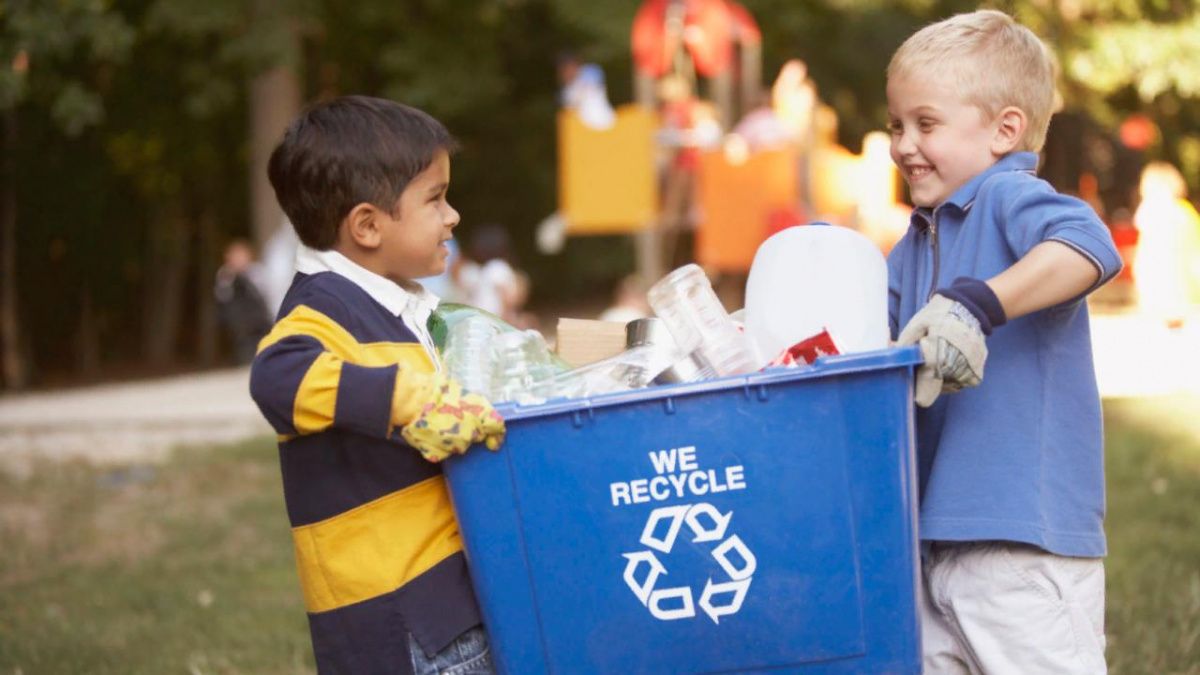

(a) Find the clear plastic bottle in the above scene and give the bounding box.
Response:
[647,264,758,377]
[546,341,682,398]
[605,343,680,389]
[442,315,500,397]
[492,329,561,404]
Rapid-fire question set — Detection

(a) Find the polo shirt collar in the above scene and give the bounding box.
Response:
[294,245,440,322]
[909,151,1039,231]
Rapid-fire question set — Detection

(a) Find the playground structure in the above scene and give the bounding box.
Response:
[557,0,911,287]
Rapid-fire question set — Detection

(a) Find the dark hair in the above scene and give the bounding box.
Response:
[555,50,580,69]
[267,95,458,250]
[468,223,512,264]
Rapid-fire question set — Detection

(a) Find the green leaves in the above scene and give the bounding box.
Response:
[1069,16,1200,101]
[5,0,1200,381]
[50,80,105,135]
[1,0,134,135]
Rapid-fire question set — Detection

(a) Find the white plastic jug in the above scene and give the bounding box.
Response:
[744,224,889,367]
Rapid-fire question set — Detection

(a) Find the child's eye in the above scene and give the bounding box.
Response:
[918,118,936,132]
[886,121,902,135]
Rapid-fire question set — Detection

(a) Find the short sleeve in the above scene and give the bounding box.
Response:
[998,178,1123,291]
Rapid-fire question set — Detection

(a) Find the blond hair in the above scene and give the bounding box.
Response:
[887,10,1057,152]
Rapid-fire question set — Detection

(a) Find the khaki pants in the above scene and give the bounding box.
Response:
[920,541,1107,674]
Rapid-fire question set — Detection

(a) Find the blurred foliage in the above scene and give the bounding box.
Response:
[1,0,1198,384]
[0,0,135,135]
[0,0,132,132]
[1070,16,1200,101]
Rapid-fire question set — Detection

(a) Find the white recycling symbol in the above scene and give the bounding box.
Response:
[622,502,756,624]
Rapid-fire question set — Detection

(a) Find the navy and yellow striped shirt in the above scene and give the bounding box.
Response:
[249,268,481,674]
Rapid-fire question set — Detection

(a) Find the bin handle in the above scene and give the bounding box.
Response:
[662,397,676,415]
[570,405,595,428]
[740,382,771,402]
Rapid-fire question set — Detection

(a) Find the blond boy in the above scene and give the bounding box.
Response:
[886,11,1121,673]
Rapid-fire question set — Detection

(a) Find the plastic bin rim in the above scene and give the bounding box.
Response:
[495,345,921,422]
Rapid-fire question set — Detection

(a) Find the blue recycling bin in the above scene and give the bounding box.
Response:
[444,347,923,674]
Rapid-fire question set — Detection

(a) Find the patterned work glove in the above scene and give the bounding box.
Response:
[897,277,1006,408]
[400,377,506,463]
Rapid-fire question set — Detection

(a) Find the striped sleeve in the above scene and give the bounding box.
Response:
[248,292,436,439]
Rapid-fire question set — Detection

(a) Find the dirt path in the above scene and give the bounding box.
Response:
[0,367,270,477]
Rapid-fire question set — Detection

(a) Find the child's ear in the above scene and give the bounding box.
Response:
[344,202,384,249]
[992,106,1027,155]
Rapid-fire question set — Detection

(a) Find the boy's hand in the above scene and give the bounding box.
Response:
[898,277,1007,407]
[897,295,988,407]
[400,378,506,463]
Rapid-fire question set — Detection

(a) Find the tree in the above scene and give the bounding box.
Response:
[1025,2,1200,195]
[0,0,134,388]
[5,0,1199,388]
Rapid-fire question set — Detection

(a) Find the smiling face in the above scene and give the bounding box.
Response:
[886,72,1005,208]
[376,148,460,282]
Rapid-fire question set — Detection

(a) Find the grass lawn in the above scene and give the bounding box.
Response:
[1103,396,1200,674]
[0,440,313,674]
[1,396,1197,674]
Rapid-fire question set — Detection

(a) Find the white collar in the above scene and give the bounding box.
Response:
[294,246,440,324]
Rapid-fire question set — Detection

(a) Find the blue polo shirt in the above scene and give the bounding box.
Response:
[887,152,1122,557]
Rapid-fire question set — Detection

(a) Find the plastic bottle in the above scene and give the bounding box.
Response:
[647,264,758,377]
[544,337,682,399]
[544,351,637,398]
[443,315,500,396]
[492,329,561,404]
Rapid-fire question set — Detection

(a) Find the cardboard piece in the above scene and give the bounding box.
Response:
[555,318,628,368]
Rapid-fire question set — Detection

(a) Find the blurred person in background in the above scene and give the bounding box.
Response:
[214,238,273,364]
[598,274,652,324]
[1132,161,1200,328]
[728,90,791,156]
[461,223,532,327]
[657,74,721,232]
[418,237,471,303]
[258,220,300,317]
[557,51,615,130]
[770,59,819,145]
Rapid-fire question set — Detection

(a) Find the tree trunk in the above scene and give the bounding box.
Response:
[76,286,100,376]
[196,209,219,366]
[0,109,27,390]
[141,206,189,368]
[249,64,301,248]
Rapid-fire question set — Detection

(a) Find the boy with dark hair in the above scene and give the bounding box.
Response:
[250,95,503,675]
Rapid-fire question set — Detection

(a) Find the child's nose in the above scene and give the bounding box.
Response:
[892,132,914,157]
[445,204,461,228]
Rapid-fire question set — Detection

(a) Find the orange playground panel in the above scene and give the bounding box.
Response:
[558,105,659,234]
[696,147,798,272]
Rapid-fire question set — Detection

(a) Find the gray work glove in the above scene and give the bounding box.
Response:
[897,295,988,407]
